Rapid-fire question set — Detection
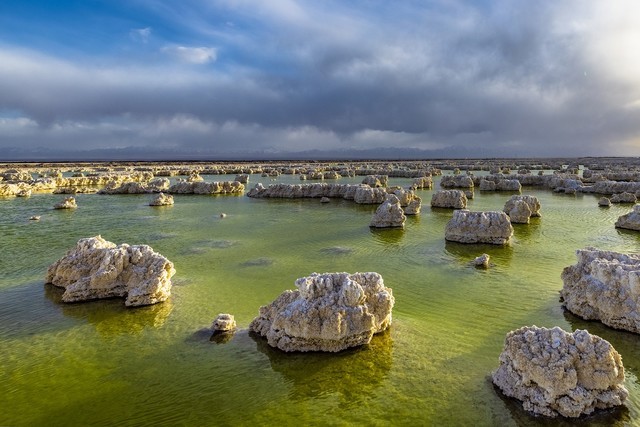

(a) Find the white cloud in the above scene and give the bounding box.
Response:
[130,27,152,43]
[162,46,217,64]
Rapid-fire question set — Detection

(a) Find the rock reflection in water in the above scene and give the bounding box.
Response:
[45,284,173,336]
[369,227,405,245]
[251,329,393,407]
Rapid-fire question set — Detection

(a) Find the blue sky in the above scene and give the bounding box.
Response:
[1,0,639,159]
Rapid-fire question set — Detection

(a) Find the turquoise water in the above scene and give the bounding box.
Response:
[1,173,639,426]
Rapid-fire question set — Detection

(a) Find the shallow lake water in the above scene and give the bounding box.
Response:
[1,173,639,426]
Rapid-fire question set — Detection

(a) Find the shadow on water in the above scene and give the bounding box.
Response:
[444,240,514,268]
[369,226,405,245]
[250,328,393,408]
[43,284,173,337]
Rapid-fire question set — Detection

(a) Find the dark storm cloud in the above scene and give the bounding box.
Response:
[0,1,639,159]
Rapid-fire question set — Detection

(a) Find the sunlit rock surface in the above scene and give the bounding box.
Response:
[370,194,406,228]
[445,210,513,244]
[167,181,244,195]
[503,195,541,224]
[53,197,77,209]
[149,192,174,206]
[474,253,490,268]
[615,205,640,231]
[440,175,474,189]
[250,272,394,352]
[492,326,627,418]
[45,236,175,307]
[561,247,640,333]
[430,190,467,209]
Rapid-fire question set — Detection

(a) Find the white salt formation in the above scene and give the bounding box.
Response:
[610,192,637,204]
[430,190,467,209]
[370,194,406,228]
[46,236,175,307]
[598,197,611,207]
[561,248,640,333]
[53,197,77,209]
[445,210,513,244]
[503,195,541,224]
[492,326,627,418]
[167,181,244,195]
[474,254,490,268]
[615,205,640,231]
[149,192,174,206]
[212,313,236,333]
[249,272,394,352]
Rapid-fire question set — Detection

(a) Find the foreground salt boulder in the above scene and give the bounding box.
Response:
[212,313,236,333]
[45,236,175,306]
[615,205,640,231]
[445,210,513,244]
[610,192,636,204]
[561,248,640,333]
[370,194,406,228]
[474,254,490,268]
[249,272,394,352]
[492,326,627,418]
[431,190,467,209]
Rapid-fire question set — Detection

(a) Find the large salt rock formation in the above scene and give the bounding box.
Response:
[610,192,637,204]
[503,195,541,224]
[149,192,174,206]
[430,190,467,209]
[440,175,474,189]
[561,248,640,333]
[370,194,406,228]
[45,236,176,306]
[167,181,244,195]
[445,210,513,244]
[615,205,640,231]
[492,326,628,418]
[54,197,77,209]
[249,272,394,352]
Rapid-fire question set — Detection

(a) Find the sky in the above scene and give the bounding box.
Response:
[1,0,640,160]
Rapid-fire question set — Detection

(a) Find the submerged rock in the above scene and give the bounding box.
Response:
[370,194,406,228]
[249,272,394,352]
[561,247,640,333]
[445,210,513,244]
[53,197,77,209]
[474,254,490,268]
[615,205,640,231]
[149,192,174,206]
[45,236,175,306]
[492,326,627,418]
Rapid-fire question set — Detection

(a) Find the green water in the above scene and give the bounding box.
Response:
[1,174,639,426]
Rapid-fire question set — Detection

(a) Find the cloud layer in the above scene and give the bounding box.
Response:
[0,0,639,159]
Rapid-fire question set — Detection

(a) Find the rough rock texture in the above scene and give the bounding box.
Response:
[503,195,541,224]
[474,254,490,268]
[431,190,467,209]
[250,272,394,352]
[615,205,640,231]
[234,174,249,184]
[246,183,385,204]
[441,175,474,189]
[320,197,330,203]
[362,175,388,187]
[98,181,149,194]
[610,192,637,204]
[45,236,175,306]
[411,176,433,189]
[492,326,628,418]
[353,186,387,204]
[598,197,611,207]
[370,194,406,228]
[54,197,77,209]
[167,181,244,195]
[561,248,640,333]
[212,313,236,332]
[496,179,522,192]
[404,197,422,215]
[149,192,175,206]
[479,179,497,191]
[445,210,513,244]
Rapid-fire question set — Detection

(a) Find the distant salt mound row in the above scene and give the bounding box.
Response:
[250,272,394,352]
[561,248,640,333]
[492,326,627,418]
[247,183,388,204]
[167,181,244,195]
[46,236,175,307]
[445,210,513,244]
